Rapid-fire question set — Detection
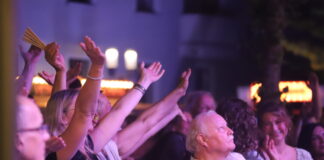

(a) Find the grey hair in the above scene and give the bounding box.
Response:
[186,110,216,153]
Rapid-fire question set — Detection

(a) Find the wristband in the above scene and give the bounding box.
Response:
[87,74,103,81]
[133,83,146,94]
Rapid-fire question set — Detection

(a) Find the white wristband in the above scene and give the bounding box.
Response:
[87,74,103,81]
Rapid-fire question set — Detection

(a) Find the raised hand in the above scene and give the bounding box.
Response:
[45,136,66,154]
[263,135,280,160]
[19,45,42,65]
[176,68,191,95]
[67,62,82,83]
[139,62,165,86]
[79,36,105,66]
[38,71,55,85]
[44,42,66,72]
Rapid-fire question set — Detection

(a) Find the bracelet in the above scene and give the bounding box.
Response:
[87,74,103,81]
[133,83,146,94]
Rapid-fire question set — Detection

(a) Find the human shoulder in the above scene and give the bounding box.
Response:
[226,152,246,160]
[296,148,313,160]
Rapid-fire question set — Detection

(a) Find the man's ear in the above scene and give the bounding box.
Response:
[196,134,208,148]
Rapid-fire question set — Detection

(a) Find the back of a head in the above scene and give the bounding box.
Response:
[182,91,216,117]
[45,89,79,136]
[217,98,258,154]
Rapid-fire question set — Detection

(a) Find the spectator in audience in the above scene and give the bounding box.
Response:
[16,96,50,160]
[298,123,324,160]
[182,91,217,118]
[217,98,259,159]
[257,102,313,160]
[186,110,245,160]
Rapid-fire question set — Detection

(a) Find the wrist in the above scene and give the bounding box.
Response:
[137,78,151,90]
[88,65,104,77]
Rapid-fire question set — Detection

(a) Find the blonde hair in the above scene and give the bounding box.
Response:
[45,89,79,136]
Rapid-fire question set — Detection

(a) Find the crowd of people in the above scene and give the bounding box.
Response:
[15,37,324,160]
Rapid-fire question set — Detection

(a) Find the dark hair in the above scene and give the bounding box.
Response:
[217,98,258,154]
[182,91,216,117]
[297,123,324,156]
[256,102,292,129]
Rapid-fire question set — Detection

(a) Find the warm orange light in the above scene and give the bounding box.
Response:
[250,81,312,103]
[79,79,134,89]
[31,76,134,107]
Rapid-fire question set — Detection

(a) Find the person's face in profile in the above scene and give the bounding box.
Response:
[202,113,235,153]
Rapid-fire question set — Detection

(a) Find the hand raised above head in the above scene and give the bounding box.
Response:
[38,71,54,85]
[67,62,82,82]
[19,45,42,64]
[79,36,105,66]
[176,68,191,94]
[44,42,66,72]
[139,62,165,85]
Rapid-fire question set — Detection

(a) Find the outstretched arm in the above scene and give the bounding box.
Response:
[44,42,67,95]
[16,45,42,95]
[117,69,191,157]
[91,62,165,153]
[56,36,105,159]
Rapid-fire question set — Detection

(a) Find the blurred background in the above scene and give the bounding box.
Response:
[1,0,324,159]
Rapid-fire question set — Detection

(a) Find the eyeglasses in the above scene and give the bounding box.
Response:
[17,124,48,133]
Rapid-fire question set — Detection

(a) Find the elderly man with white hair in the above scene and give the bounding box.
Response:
[186,110,245,160]
[15,96,50,160]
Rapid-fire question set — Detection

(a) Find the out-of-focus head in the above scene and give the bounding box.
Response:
[45,89,79,136]
[92,93,112,127]
[16,96,49,160]
[298,123,324,158]
[186,111,235,157]
[183,91,217,118]
[45,90,113,135]
[312,125,324,156]
[217,98,258,154]
[257,102,291,144]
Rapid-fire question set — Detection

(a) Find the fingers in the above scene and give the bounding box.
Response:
[148,62,156,70]
[140,62,145,70]
[79,42,87,53]
[156,69,165,79]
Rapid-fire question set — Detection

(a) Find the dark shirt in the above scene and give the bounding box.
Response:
[143,132,191,160]
[46,135,99,160]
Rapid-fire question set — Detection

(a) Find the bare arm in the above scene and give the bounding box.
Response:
[44,42,67,95]
[90,62,165,153]
[117,69,191,157]
[16,45,42,95]
[56,36,105,159]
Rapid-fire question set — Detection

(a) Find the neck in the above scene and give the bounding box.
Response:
[195,150,228,160]
[274,141,289,154]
